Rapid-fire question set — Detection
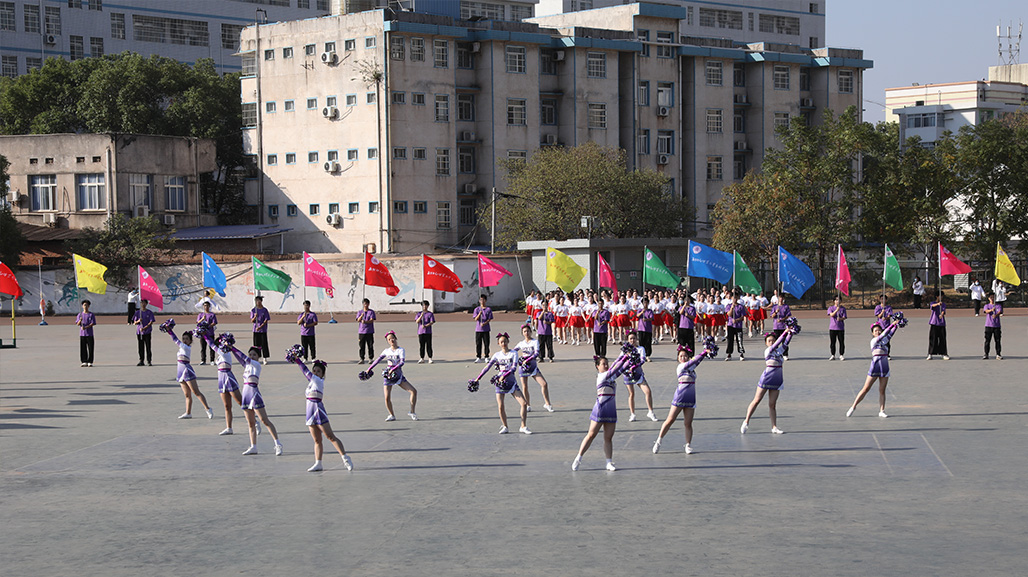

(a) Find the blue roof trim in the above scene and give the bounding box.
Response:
[679,46,747,60]
[814,57,874,69]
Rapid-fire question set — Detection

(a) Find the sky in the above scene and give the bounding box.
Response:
[827,0,1026,123]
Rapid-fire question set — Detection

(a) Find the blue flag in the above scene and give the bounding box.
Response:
[686,240,734,284]
[778,246,816,298]
[202,252,228,297]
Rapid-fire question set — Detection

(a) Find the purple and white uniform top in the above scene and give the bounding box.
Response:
[370,347,406,386]
[478,350,518,394]
[672,353,708,408]
[757,331,792,390]
[233,348,265,410]
[623,345,647,385]
[171,331,196,383]
[300,364,330,426]
[868,324,898,378]
[210,336,240,393]
[591,354,632,423]
[513,339,540,377]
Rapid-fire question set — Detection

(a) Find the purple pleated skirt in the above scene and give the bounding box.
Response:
[241,383,265,410]
[306,399,329,426]
[671,383,696,408]
[623,368,645,386]
[590,394,617,423]
[217,370,239,393]
[383,368,404,387]
[868,355,890,378]
[176,362,196,383]
[495,375,519,395]
[518,361,539,378]
[757,367,783,390]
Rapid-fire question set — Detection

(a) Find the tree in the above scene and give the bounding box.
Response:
[67,214,175,286]
[0,155,26,265]
[492,143,691,246]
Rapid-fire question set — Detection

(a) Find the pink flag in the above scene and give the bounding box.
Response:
[478,254,512,288]
[304,252,335,297]
[939,242,972,277]
[138,265,164,310]
[834,245,851,296]
[597,253,618,299]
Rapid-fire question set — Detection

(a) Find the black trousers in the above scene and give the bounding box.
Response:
[137,333,152,363]
[727,326,745,357]
[199,337,212,363]
[984,327,1001,356]
[80,335,94,364]
[126,303,136,324]
[538,334,554,360]
[773,329,790,357]
[638,330,653,357]
[677,327,695,354]
[419,333,433,359]
[475,331,490,359]
[829,329,845,356]
[928,325,948,356]
[358,333,375,361]
[301,334,316,360]
[913,294,923,309]
[593,332,608,358]
[973,299,982,315]
[253,332,270,359]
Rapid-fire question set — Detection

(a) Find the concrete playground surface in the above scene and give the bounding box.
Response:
[2,309,1026,576]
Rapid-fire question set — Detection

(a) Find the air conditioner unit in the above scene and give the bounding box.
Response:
[471,42,481,53]
[734,141,748,151]
[657,106,670,117]
[554,51,565,61]
[10,190,21,203]
[463,183,476,194]
[657,154,670,165]
[322,106,338,119]
[321,51,338,65]
[801,98,814,107]
[544,134,558,145]
[461,131,475,141]
[162,214,176,226]
[42,212,58,226]
[733,93,748,104]
[44,34,57,45]
[324,161,341,173]
[326,213,342,226]
[134,205,150,218]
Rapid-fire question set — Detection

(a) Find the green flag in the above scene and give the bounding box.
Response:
[643,248,682,289]
[883,244,903,291]
[734,252,762,294]
[253,256,292,293]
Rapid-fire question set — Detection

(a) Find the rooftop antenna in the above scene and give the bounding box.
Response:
[997,20,1022,65]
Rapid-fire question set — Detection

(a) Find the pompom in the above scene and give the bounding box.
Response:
[467,379,480,393]
[158,318,176,333]
[284,344,304,363]
[383,368,398,381]
[620,341,636,356]
[490,373,502,387]
[890,310,909,328]
[358,370,374,381]
[194,320,213,337]
[214,333,235,351]
[702,335,720,358]
[784,316,802,333]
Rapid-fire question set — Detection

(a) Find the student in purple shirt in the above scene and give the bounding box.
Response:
[415,300,435,363]
[770,296,792,360]
[250,295,271,365]
[473,295,493,363]
[982,292,1003,360]
[196,301,218,365]
[536,300,555,362]
[725,294,747,361]
[356,298,376,364]
[636,297,655,358]
[677,296,697,354]
[76,300,96,367]
[926,291,949,360]
[133,299,156,366]
[298,300,319,361]
[592,305,612,358]
[827,295,847,360]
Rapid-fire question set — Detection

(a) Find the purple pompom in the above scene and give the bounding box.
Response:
[158,318,176,333]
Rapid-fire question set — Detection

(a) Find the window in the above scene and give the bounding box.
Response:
[656,31,674,58]
[164,176,185,211]
[68,0,82,9]
[459,199,476,227]
[436,201,451,229]
[325,41,336,52]
[391,36,404,60]
[220,25,242,51]
[413,201,427,213]
[540,50,557,75]
[734,155,747,180]
[133,15,208,46]
[412,93,426,105]
[457,43,474,69]
[26,57,42,71]
[774,112,790,130]
[586,52,606,78]
[287,205,298,217]
[638,81,650,106]
[268,205,279,218]
[347,149,358,161]
[413,148,427,160]
[706,109,723,133]
[462,1,503,19]
[458,147,476,173]
[348,202,359,214]
[284,100,295,112]
[798,67,811,91]
[129,174,153,209]
[906,113,939,128]
[773,65,790,90]
[435,95,450,122]
[637,29,649,57]
[345,94,357,106]
[436,148,450,175]
[283,47,293,59]
[266,101,276,113]
[705,61,723,86]
[308,151,319,163]
[365,37,376,49]
[394,201,408,213]
[285,153,296,164]
[90,37,104,57]
[838,69,854,94]
[241,54,256,76]
[506,46,526,74]
[309,204,320,216]
[305,43,315,56]
[540,98,557,125]
[70,36,84,60]
[267,154,278,165]
[699,8,743,30]
[0,2,15,31]
[307,98,317,110]
[507,98,526,126]
[809,36,819,50]
[30,175,57,211]
[587,103,606,129]
[392,91,406,105]
[367,92,376,104]
[511,4,532,20]
[242,103,257,127]
[25,5,40,34]
[367,148,377,159]
[433,39,448,68]
[44,6,61,35]
[759,14,800,36]
[638,129,650,155]
[1,56,15,78]
[810,3,819,13]
[734,63,746,87]
[457,94,475,122]
[507,150,527,166]
[410,37,425,61]
[706,156,723,180]
[393,147,407,160]
[343,39,355,51]
[657,130,674,154]
[327,150,338,161]
[657,82,674,107]
[326,96,337,107]
[369,202,379,213]
[734,111,745,133]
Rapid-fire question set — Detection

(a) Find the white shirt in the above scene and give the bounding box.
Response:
[970,284,985,300]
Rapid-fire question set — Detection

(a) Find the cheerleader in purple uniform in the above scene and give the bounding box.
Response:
[469,332,531,434]
[292,358,353,472]
[846,319,903,418]
[203,333,244,436]
[513,324,553,413]
[623,331,658,422]
[165,328,214,420]
[229,345,283,455]
[740,326,796,434]
[571,349,636,471]
[365,331,419,422]
[652,344,713,455]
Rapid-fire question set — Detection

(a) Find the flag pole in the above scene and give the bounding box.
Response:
[38,259,47,326]
[642,245,647,293]
[514,252,527,302]
[881,245,886,298]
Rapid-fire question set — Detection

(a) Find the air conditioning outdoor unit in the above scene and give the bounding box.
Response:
[554,51,565,61]
[134,205,150,218]
[326,213,342,226]
[10,190,21,204]
[45,34,57,45]
[162,214,176,226]
[42,212,57,226]
[322,106,339,119]
[471,42,481,53]
[544,134,558,145]
[734,141,748,151]
[463,183,476,194]
[324,161,341,173]
[734,93,748,104]
[461,131,475,141]
[801,98,814,107]
[321,51,338,65]
[657,154,670,165]
[657,106,670,117]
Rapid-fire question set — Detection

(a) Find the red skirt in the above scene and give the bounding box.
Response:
[658,312,673,326]
[555,316,569,328]
[747,309,767,321]
[710,313,727,327]
[570,316,586,328]
[613,314,630,328]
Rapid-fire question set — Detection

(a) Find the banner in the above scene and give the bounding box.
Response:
[835,245,851,296]
[303,252,335,297]
[545,247,587,292]
[0,262,23,298]
[597,253,618,299]
[72,254,108,295]
[733,252,762,295]
[686,240,733,284]
[643,248,681,289]
[939,242,972,277]
[252,256,292,293]
[778,246,816,298]
[202,252,228,297]
[883,244,903,291]
[995,242,1021,286]
[423,255,463,292]
[138,265,164,310]
[478,253,513,288]
[364,252,399,296]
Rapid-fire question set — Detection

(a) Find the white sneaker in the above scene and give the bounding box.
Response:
[771,426,785,434]
[417,358,425,364]
[274,443,283,456]
[828,355,835,361]
[652,439,661,454]
[943,355,950,360]
[178,413,192,419]
[385,414,396,422]
[605,461,617,471]
[725,355,731,362]
[740,422,749,434]
[571,455,581,471]
[219,427,233,435]
[647,411,658,422]
[879,410,888,418]
[783,356,789,361]
[81,362,87,367]
[342,455,353,471]
[428,358,434,364]
[255,420,261,436]
[685,444,694,454]
[926,355,932,360]
[408,412,418,421]
[206,408,214,419]
[474,358,483,363]
[307,462,323,472]
[846,407,854,417]
[543,404,554,412]
[526,405,532,413]
[498,426,509,434]
[629,413,637,422]
[519,426,533,435]
[839,356,845,361]
[739,356,745,361]
[242,446,258,455]
[261,358,267,365]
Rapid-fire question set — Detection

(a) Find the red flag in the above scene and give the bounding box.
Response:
[0,262,24,298]
[304,252,335,297]
[364,252,399,296]
[939,242,972,277]
[423,255,463,292]
[834,245,851,296]
[478,254,512,288]
[597,253,618,299]
[138,265,164,310]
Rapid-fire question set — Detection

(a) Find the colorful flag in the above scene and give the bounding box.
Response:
[686,241,733,284]
[545,247,587,292]
[734,252,762,295]
[643,248,682,289]
[478,254,513,288]
[252,256,292,293]
[304,252,335,297]
[72,254,108,295]
[202,252,228,297]
[995,242,1021,286]
[835,245,851,296]
[883,244,903,291]
[939,242,972,277]
[0,262,23,298]
[778,246,816,298]
[423,255,463,292]
[597,253,618,299]
[138,265,164,310]
[364,252,399,296]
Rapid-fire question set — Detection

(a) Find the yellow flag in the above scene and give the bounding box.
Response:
[73,254,109,295]
[545,247,587,292]
[995,243,1021,286]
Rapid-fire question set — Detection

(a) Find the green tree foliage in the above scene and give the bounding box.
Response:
[0,155,27,265]
[493,143,691,246]
[67,214,176,286]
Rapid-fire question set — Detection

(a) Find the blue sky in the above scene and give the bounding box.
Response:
[828,0,1026,123]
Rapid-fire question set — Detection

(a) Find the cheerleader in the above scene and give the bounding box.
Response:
[740,326,796,434]
[292,358,353,472]
[847,318,903,418]
[571,348,637,471]
[514,324,553,412]
[708,295,727,343]
[366,331,419,421]
[622,331,658,422]
[469,332,531,434]
[677,296,697,353]
[230,344,283,455]
[653,344,713,455]
[874,295,894,359]
[769,296,792,360]
[202,332,244,435]
[165,327,214,420]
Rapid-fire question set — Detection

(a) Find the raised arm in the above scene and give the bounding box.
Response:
[294,358,313,381]
[229,345,249,365]
[168,329,182,346]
